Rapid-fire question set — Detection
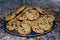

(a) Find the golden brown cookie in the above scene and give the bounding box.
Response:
[5,13,16,21]
[37,15,55,31]
[31,21,44,34]
[24,7,39,20]
[38,19,52,31]
[35,7,48,14]
[44,15,55,23]
[16,12,27,20]
[14,6,25,15]
[5,6,25,21]
[6,19,21,30]
[16,22,31,35]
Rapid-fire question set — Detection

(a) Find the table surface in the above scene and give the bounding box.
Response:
[0,0,60,40]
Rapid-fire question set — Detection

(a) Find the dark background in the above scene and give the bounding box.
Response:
[0,0,60,40]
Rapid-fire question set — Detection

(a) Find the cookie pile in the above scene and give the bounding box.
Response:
[5,6,55,35]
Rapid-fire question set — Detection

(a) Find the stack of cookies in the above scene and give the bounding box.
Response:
[5,6,55,35]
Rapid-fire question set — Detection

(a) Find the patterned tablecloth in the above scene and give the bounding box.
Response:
[0,0,60,40]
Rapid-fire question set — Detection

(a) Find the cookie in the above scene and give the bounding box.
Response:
[37,15,55,31]
[31,21,44,34]
[6,19,21,30]
[16,12,27,20]
[5,13,16,21]
[25,7,39,20]
[44,15,55,23]
[35,7,48,14]
[39,14,55,23]
[14,6,25,15]
[16,22,31,35]
[5,6,25,21]
[38,19,52,31]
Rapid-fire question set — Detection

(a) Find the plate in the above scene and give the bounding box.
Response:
[1,19,56,38]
